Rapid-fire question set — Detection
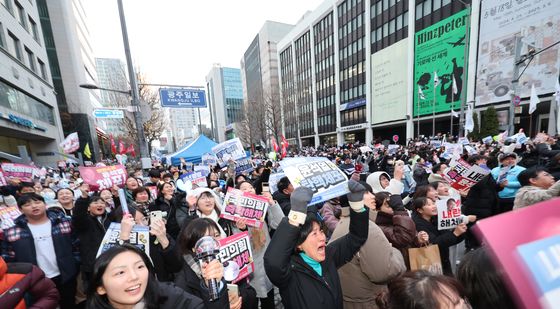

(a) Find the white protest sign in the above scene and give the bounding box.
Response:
[283,157,349,205]
[268,172,286,194]
[437,197,466,230]
[360,146,373,153]
[443,158,490,191]
[212,138,246,167]
[96,223,150,258]
[387,145,399,155]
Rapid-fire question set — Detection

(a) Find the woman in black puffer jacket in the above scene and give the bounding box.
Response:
[152,182,182,239]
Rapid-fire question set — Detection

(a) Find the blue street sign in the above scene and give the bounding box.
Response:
[159,88,207,108]
[93,109,124,119]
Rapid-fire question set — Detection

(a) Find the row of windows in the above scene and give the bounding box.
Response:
[0,79,55,125]
[2,0,40,44]
[316,75,335,93]
[371,12,408,43]
[314,12,333,35]
[314,35,333,56]
[338,0,362,17]
[416,0,452,20]
[315,55,334,75]
[340,37,363,61]
[371,0,401,16]
[317,94,336,110]
[318,114,335,128]
[341,84,365,103]
[338,13,363,40]
[340,61,364,83]
[341,106,366,127]
[2,27,47,79]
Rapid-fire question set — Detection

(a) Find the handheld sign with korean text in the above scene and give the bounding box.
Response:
[221,188,269,228]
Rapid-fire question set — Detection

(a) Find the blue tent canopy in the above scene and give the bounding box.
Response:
[169,135,218,165]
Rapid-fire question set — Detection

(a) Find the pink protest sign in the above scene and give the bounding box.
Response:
[218,232,254,283]
[0,163,41,182]
[79,164,127,191]
[221,188,269,228]
[474,198,560,309]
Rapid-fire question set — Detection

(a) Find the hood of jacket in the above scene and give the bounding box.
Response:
[366,171,391,193]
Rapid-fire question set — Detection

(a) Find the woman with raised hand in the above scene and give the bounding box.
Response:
[264,180,369,309]
[86,244,206,309]
[175,218,256,309]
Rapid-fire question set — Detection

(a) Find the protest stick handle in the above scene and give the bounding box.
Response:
[118,188,129,215]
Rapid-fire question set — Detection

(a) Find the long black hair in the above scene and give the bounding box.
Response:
[86,244,164,309]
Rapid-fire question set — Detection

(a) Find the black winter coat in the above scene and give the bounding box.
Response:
[264,209,369,309]
[272,191,291,216]
[73,197,112,273]
[462,174,499,219]
[411,212,463,275]
[154,281,205,309]
[149,235,183,282]
[174,259,257,309]
[152,194,183,239]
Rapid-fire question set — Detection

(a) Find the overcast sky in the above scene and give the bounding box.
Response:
[85,0,324,87]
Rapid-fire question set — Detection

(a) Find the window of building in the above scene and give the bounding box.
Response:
[8,31,23,61]
[433,0,442,11]
[416,3,423,20]
[0,23,5,48]
[28,16,39,43]
[442,0,451,6]
[1,0,13,14]
[14,1,27,30]
[423,0,432,17]
[25,46,35,71]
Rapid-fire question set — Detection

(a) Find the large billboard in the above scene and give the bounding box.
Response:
[475,0,560,106]
[371,38,408,124]
[413,9,470,116]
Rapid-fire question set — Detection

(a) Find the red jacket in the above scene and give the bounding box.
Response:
[0,257,59,309]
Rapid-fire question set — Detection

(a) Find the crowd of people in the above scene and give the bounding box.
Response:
[1,131,559,309]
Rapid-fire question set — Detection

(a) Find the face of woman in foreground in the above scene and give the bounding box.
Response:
[298,222,327,262]
[96,251,149,309]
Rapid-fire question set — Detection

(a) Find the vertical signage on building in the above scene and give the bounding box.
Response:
[413,9,470,116]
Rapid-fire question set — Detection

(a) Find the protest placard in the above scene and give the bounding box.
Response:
[0,163,42,182]
[234,158,254,175]
[359,146,373,153]
[430,140,442,148]
[146,186,158,200]
[0,206,22,229]
[212,138,246,167]
[457,137,469,145]
[194,165,210,177]
[268,172,285,194]
[473,199,560,309]
[79,164,128,191]
[387,145,399,155]
[442,143,462,159]
[217,232,254,283]
[443,158,490,191]
[180,171,208,187]
[497,165,512,184]
[96,222,150,258]
[221,188,269,228]
[436,198,464,230]
[202,153,218,166]
[283,157,349,205]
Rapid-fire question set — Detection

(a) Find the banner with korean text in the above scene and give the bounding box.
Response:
[218,232,254,283]
[442,158,490,191]
[79,164,128,191]
[212,138,246,167]
[96,222,150,258]
[221,188,269,228]
[0,163,42,182]
[282,157,349,205]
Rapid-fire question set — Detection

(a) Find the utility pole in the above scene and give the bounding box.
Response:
[508,36,523,136]
[458,3,471,137]
[117,0,149,162]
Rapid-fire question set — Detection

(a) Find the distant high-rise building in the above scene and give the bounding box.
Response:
[95,57,129,136]
[206,64,244,142]
[37,0,103,161]
[169,108,198,149]
[241,21,294,145]
[0,0,63,166]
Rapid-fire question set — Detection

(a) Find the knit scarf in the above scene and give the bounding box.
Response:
[183,254,203,279]
[196,209,227,238]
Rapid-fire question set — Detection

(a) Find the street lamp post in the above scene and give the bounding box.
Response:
[116,0,149,161]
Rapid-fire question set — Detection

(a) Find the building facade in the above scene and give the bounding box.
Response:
[206,64,244,142]
[0,0,63,166]
[241,20,294,146]
[37,0,102,160]
[168,107,198,149]
[279,0,560,145]
[95,57,129,137]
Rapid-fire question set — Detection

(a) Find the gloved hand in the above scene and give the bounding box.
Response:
[347,179,366,211]
[288,186,314,226]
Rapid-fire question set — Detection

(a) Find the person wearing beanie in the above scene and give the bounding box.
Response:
[490,152,526,213]
[264,180,369,309]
